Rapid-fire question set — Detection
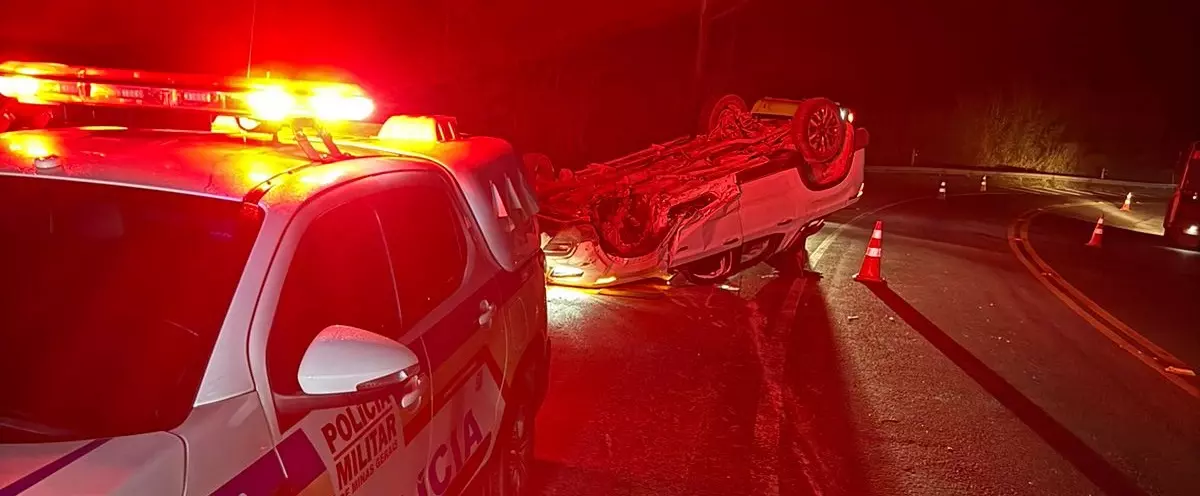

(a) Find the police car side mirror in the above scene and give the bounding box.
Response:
[297,325,420,396]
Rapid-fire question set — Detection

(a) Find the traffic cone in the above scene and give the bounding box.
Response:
[1119,192,1132,211]
[937,181,947,199]
[980,176,988,192]
[854,220,885,283]
[1085,216,1104,247]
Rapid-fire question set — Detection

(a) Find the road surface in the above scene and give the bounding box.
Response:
[530,178,1200,496]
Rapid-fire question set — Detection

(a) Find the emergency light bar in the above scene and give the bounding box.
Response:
[0,61,374,123]
[378,115,460,142]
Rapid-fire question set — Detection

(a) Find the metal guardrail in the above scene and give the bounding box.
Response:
[867,165,1174,192]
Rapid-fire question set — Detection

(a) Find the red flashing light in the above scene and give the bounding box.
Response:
[0,61,374,123]
[0,76,42,101]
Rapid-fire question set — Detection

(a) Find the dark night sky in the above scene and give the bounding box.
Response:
[2,0,1197,174]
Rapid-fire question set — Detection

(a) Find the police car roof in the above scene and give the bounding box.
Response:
[0,126,505,205]
[0,127,325,199]
[0,126,523,197]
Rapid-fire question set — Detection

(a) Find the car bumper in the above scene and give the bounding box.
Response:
[544,238,666,288]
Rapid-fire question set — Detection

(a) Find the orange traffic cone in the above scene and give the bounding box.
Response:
[1085,216,1104,247]
[1119,192,1132,211]
[980,176,988,192]
[854,220,886,283]
[937,181,947,199]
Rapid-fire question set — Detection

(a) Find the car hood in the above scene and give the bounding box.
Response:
[0,433,184,495]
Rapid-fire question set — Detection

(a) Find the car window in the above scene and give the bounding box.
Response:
[267,199,400,394]
[0,176,261,443]
[374,174,469,329]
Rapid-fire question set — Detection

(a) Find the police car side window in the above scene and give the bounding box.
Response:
[267,199,401,394]
[373,175,468,328]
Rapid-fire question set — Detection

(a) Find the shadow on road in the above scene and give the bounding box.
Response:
[775,275,875,496]
[532,271,873,495]
[864,282,1149,496]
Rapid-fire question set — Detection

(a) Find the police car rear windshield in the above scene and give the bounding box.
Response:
[0,176,261,443]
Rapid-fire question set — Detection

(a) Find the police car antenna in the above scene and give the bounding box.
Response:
[245,0,258,79]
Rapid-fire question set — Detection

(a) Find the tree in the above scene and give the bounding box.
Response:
[954,85,1081,174]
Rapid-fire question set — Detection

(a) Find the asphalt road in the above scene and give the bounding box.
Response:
[530,180,1200,496]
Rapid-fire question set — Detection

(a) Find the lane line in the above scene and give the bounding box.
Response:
[1007,203,1200,399]
[1061,187,1094,197]
[810,198,914,266]
[747,277,808,496]
[810,192,1018,267]
[744,191,1024,494]
[749,193,972,496]
[1018,209,1186,365]
[747,191,1045,495]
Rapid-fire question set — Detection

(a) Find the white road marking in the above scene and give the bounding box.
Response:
[748,191,1020,495]
[747,278,805,496]
[810,199,909,266]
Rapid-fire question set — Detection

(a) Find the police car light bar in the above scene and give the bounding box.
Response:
[0,61,375,123]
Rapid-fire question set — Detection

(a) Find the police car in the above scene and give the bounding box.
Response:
[0,62,549,496]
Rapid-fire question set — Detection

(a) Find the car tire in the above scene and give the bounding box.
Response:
[679,250,737,284]
[699,94,749,135]
[791,97,846,164]
[491,388,535,496]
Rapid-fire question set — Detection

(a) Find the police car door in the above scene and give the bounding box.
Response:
[257,179,432,496]
[371,169,505,496]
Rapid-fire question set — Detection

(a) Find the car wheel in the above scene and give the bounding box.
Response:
[699,94,749,135]
[679,250,736,284]
[792,98,846,164]
[492,391,535,496]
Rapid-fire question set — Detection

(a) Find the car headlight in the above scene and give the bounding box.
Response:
[549,265,585,278]
[1186,225,1199,236]
[544,241,577,257]
[542,228,584,257]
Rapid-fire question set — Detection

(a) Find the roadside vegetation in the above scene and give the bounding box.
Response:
[953,87,1081,175]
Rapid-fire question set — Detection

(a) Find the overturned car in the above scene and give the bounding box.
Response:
[532,95,869,288]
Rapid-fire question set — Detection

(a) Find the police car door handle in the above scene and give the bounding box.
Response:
[478,300,496,327]
[399,372,427,413]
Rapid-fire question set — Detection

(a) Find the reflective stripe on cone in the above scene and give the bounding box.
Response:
[1086,216,1104,247]
[855,220,886,283]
